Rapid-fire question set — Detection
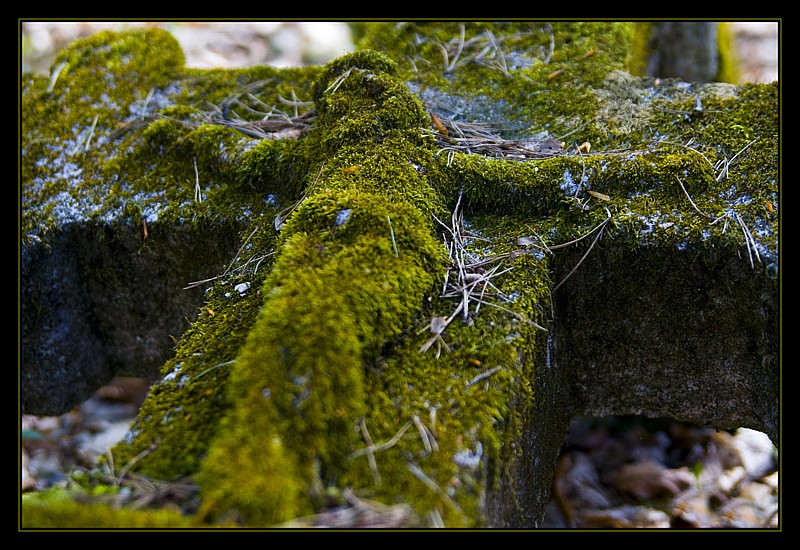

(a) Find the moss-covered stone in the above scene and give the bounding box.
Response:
[21,23,778,529]
[20,27,321,415]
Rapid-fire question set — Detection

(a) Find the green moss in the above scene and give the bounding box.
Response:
[357,21,632,135]
[312,49,399,101]
[52,28,185,84]
[22,488,195,528]
[21,28,321,246]
[339,215,551,526]
[310,68,430,156]
[236,138,310,197]
[193,52,460,525]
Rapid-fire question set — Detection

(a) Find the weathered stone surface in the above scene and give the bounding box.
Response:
[21,23,778,528]
[554,244,778,442]
[21,221,242,415]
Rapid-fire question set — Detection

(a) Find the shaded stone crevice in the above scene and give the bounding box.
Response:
[21,227,108,416]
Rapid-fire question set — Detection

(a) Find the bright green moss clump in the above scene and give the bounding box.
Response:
[22,488,194,528]
[197,193,448,524]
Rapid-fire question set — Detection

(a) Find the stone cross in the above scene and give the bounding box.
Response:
[21,24,778,528]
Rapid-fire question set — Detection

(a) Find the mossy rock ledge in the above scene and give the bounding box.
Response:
[21,24,778,528]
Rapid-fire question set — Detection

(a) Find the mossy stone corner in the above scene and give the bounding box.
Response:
[21,24,778,529]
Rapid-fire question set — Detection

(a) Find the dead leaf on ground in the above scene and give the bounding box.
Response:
[577,505,671,529]
[608,460,695,500]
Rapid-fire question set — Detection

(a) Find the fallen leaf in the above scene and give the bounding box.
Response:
[608,460,694,500]
[578,505,670,529]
